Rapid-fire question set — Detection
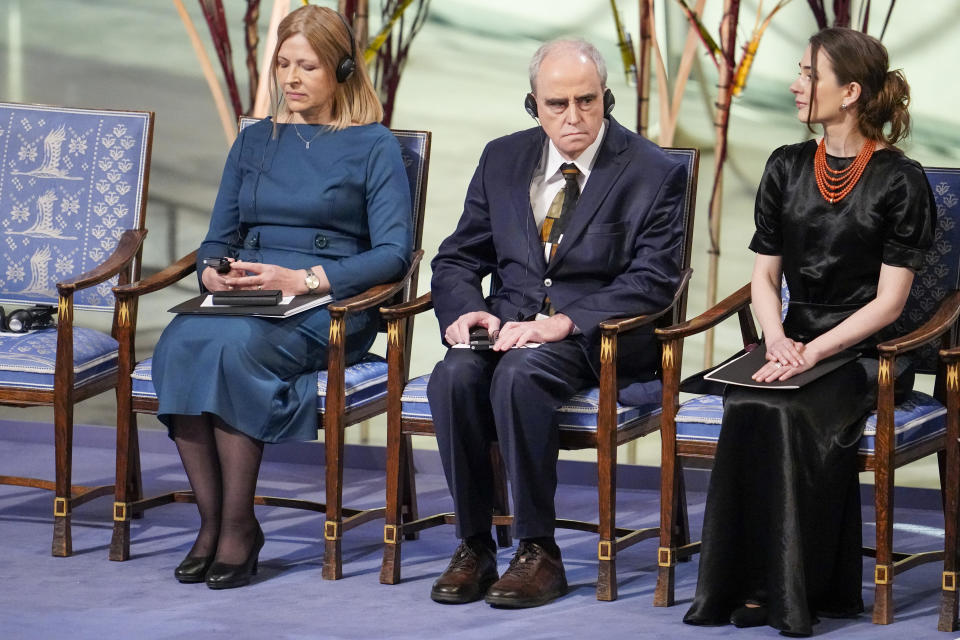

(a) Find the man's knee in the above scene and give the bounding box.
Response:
[428,349,492,397]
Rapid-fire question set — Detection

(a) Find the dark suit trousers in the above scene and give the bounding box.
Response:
[427,338,595,540]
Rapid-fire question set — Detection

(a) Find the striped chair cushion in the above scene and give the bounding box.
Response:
[401,374,662,431]
[674,390,946,454]
[132,353,388,412]
[0,327,118,390]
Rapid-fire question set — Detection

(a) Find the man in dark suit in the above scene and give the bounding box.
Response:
[427,38,686,608]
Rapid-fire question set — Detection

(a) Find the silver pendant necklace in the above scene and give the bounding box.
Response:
[293,123,323,149]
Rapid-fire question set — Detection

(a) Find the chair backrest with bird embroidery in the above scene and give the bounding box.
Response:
[0,103,152,311]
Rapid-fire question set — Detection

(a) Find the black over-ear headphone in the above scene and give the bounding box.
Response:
[0,305,55,333]
[524,88,615,120]
[334,12,357,83]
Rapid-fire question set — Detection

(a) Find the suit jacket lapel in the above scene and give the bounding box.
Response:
[548,120,629,270]
[511,129,549,264]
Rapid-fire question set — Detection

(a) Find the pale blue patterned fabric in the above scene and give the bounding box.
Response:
[0,327,117,390]
[674,391,946,455]
[0,103,150,311]
[401,373,662,431]
[133,354,387,413]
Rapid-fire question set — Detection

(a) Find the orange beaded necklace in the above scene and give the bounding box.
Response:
[814,137,877,204]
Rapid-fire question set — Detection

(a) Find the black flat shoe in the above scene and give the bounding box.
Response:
[205,526,265,590]
[174,554,214,584]
[730,604,768,628]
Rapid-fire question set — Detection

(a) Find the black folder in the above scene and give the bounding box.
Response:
[168,293,332,318]
[702,344,858,390]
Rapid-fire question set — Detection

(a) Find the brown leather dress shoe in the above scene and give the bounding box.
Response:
[484,541,567,608]
[430,541,499,604]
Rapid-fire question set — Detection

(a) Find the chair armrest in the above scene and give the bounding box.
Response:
[655,282,751,341]
[876,290,960,356]
[941,345,960,364]
[599,269,692,336]
[112,250,199,300]
[381,291,433,321]
[56,229,147,294]
[328,250,423,317]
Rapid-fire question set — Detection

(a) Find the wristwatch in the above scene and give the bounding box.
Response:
[304,268,320,292]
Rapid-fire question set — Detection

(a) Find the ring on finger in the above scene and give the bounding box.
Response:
[774,362,783,369]
[257,284,263,290]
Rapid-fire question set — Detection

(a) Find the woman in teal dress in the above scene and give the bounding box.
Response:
[683,28,934,636]
[152,5,411,589]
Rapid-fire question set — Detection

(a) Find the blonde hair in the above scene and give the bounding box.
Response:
[269,5,383,131]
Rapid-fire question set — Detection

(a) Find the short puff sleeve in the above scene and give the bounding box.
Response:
[880,159,935,271]
[748,145,789,255]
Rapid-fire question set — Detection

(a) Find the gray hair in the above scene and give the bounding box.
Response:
[528,38,608,92]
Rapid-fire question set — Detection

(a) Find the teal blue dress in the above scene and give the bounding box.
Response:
[152,119,412,442]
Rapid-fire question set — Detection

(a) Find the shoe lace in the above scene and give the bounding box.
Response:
[447,543,478,571]
[505,543,539,579]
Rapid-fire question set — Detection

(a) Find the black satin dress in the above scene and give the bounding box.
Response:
[683,140,935,637]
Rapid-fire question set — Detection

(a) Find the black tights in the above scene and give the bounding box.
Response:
[173,414,263,565]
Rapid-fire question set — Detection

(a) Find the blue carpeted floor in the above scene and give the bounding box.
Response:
[0,423,949,639]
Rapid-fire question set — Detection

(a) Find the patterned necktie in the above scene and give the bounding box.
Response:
[541,162,581,263]
[538,163,580,316]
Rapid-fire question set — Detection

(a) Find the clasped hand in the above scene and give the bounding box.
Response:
[445,311,574,351]
[752,336,818,382]
[201,259,316,296]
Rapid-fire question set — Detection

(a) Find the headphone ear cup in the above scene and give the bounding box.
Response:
[603,88,615,117]
[336,56,356,83]
[524,93,538,119]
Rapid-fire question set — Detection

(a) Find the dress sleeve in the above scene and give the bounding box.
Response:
[748,146,788,256]
[880,159,936,271]
[321,131,413,298]
[195,127,247,290]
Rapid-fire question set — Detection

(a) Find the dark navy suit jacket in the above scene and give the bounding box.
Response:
[431,117,686,382]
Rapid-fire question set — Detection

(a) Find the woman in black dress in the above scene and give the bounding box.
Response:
[683,27,935,636]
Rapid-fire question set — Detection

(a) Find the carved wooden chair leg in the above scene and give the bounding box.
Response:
[110,402,134,561]
[323,419,346,580]
[940,410,960,631]
[654,453,680,607]
[595,427,617,602]
[52,404,74,557]
[872,471,896,624]
[401,434,419,541]
[490,443,512,547]
[380,416,405,584]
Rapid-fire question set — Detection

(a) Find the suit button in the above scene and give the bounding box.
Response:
[544,278,552,287]
[314,235,328,249]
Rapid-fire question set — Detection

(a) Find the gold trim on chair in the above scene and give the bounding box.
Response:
[387,321,400,348]
[383,524,399,544]
[118,300,131,328]
[598,540,614,561]
[878,358,892,386]
[53,497,69,517]
[57,296,73,324]
[324,520,341,541]
[875,564,892,585]
[945,571,958,592]
[600,335,615,364]
[113,502,129,522]
[329,317,343,346]
[948,363,959,392]
[662,341,675,369]
[657,546,675,567]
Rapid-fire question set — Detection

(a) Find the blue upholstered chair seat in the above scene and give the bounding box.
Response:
[131,353,388,412]
[0,327,118,390]
[674,390,946,455]
[401,373,662,431]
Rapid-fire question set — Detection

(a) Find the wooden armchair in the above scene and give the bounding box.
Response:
[655,166,960,625]
[0,102,153,556]
[379,148,699,601]
[109,124,430,581]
